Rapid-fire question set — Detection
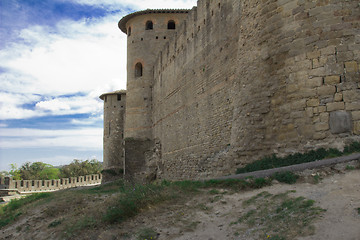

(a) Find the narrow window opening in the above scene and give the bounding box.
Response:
[109,122,111,135]
[128,27,131,36]
[156,36,158,39]
[135,62,143,78]
[145,21,153,30]
[164,36,166,39]
[117,94,121,101]
[168,20,176,29]
[141,38,143,41]
[32,180,34,186]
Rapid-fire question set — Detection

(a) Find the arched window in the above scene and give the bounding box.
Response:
[168,20,176,29]
[145,21,153,30]
[128,27,131,36]
[135,62,143,78]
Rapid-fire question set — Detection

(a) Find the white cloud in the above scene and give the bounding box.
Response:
[0,15,127,97]
[0,128,103,150]
[0,123,7,127]
[71,115,103,125]
[72,0,197,10]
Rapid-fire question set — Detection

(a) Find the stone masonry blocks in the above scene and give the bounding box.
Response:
[329,111,352,134]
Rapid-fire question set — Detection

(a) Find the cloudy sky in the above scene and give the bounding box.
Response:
[0,0,197,171]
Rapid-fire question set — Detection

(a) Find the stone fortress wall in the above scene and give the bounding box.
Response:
[102,0,360,181]
[0,174,102,193]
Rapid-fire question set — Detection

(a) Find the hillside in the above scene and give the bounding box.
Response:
[0,162,359,240]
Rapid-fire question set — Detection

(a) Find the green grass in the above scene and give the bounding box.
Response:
[63,217,97,238]
[0,193,51,228]
[273,171,299,184]
[136,227,158,240]
[232,191,326,239]
[236,141,360,174]
[345,165,355,170]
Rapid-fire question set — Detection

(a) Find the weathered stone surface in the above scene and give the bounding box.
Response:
[324,75,340,85]
[307,98,320,107]
[346,102,360,111]
[354,121,360,135]
[345,61,359,73]
[101,0,360,181]
[352,111,360,121]
[329,111,352,134]
[318,85,336,96]
[334,93,343,102]
[327,102,345,111]
[306,77,323,87]
[315,122,329,132]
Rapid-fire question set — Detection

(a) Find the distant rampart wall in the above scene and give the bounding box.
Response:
[0,174,102,193]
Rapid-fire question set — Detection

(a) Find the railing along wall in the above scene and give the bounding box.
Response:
[0,174,102,193]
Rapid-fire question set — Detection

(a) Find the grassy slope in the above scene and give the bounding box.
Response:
[0,175,329,240]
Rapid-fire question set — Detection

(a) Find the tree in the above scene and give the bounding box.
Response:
[9,164,21,180]
[0,171,10,178]
[60,159,102,178]
[10,162,61,180]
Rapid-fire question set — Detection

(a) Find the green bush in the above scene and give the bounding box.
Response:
[273,172,299,184]
[103,184,166,223]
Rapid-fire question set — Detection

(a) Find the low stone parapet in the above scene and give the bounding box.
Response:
[0,174,102,193]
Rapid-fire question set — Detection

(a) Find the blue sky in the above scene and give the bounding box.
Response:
[0,0,196,171]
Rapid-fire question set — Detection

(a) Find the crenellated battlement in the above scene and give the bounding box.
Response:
[0,174,102,193]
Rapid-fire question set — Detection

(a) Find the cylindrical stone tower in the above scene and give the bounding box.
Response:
[118,9,189,180]
[99,90,126,183]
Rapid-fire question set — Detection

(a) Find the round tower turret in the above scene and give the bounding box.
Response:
[119,9,189,139]
[99,90,126,182]
[118,9,189,180]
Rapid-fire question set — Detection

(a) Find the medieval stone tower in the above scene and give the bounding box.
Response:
[100,90,126,182]
[101,0,360,182]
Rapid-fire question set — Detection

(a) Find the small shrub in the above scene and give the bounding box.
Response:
[253,178,270,188]
[103,184,166,224]
[136,227,158,240]
[48,219,62,228]
[236,141,360,174]
[273,171,299,184]
[208,189,220,195]
[313,174,321,184]
[63,217,97,238]
[345,165,355,170]
[357,208,360,215]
